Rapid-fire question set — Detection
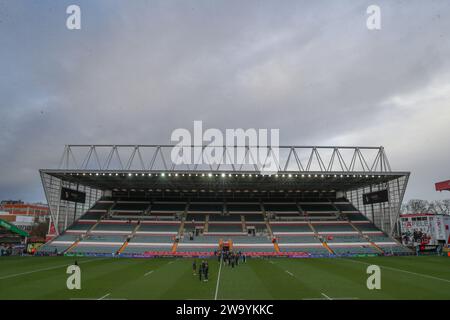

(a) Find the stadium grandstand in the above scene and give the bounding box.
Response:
[37,145,412,257]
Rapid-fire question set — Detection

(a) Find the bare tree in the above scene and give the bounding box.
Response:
[428,201,443,215]
[400,203,409,214]
[405,199,429,214]
[403,199,450,215]
[439,199,450,215]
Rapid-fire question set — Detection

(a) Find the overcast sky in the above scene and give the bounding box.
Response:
[1,0,450,203]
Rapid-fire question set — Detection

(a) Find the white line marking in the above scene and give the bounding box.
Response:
[345,258,450,284]
[70,297,127,300]
[144,270,154,277]
[321,293,332,300]
[0,258,106,280]
[214,257,223,300]
[285,270,294,277]
[303,296,359,300]
[269,260,275,264]
[98,293,110,300]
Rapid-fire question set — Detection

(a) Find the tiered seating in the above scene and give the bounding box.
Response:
[66,222,94,231]
[264,203,299,212]
[325,234,365,243]
[354,223,380,232]
[369,235,395,243]
[227,203,261,212]
[53,234,80,242]
[37,243,71,254]
[270,223,312,233]
[151,203,186,212]
[209,214,241,222]
[341,212,368,221]
[189,203,223,212]
[207,224,243,233]
[231,236,271,243]
[79,211,104,220]
[131,235,174,243]
[122,246,172,254]
[71,245,120,254]
[137,223,179,233]
[93,222,135,232]
[79,200,112,220]
[242,214,264,222]
[125,235,174,255]
[70,234,126,255]
[91,202,114,210]
[299,204,336,212]
[313,223,355,233]
[113,202,150,211]
[245,225,268,234]
[37,196,411,257]
[334,203,358,212]
[306,212,337,219]
[183,222,203,232]
[180,235,222,243]
[277,235,319,243]
[82,235,126,243]
[186,214,206,221]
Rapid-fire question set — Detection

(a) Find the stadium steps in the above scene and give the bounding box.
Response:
[204,215,209,232]
[265,220,274,238]
[260,201,266,219]
[348,220,385,254]
[109,201,118,211]
[171,219,186,253]
[321,241,334,254]
[330,202,341,212]
[348,220,362,232]
[307,221,316,233]
[117,223,141,255]
[171,241,178,253]
[241,215,246,232]
[368,241,385,254]
[273,241,280,253]
[64,239,81,254]
[106,202,115,218]
[64,218,103,254]
[296,202,305,216]
[88,219,103,233]
[117,240,129,254]
[177,218,186,236]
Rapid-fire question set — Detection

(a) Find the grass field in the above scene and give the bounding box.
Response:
[0,255,449,300]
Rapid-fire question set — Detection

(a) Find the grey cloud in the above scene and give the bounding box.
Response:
[1,0,450,202]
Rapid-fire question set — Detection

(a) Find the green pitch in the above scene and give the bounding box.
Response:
[0,255,449,300]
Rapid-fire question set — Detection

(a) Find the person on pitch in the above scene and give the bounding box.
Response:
[192,260,197,275]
